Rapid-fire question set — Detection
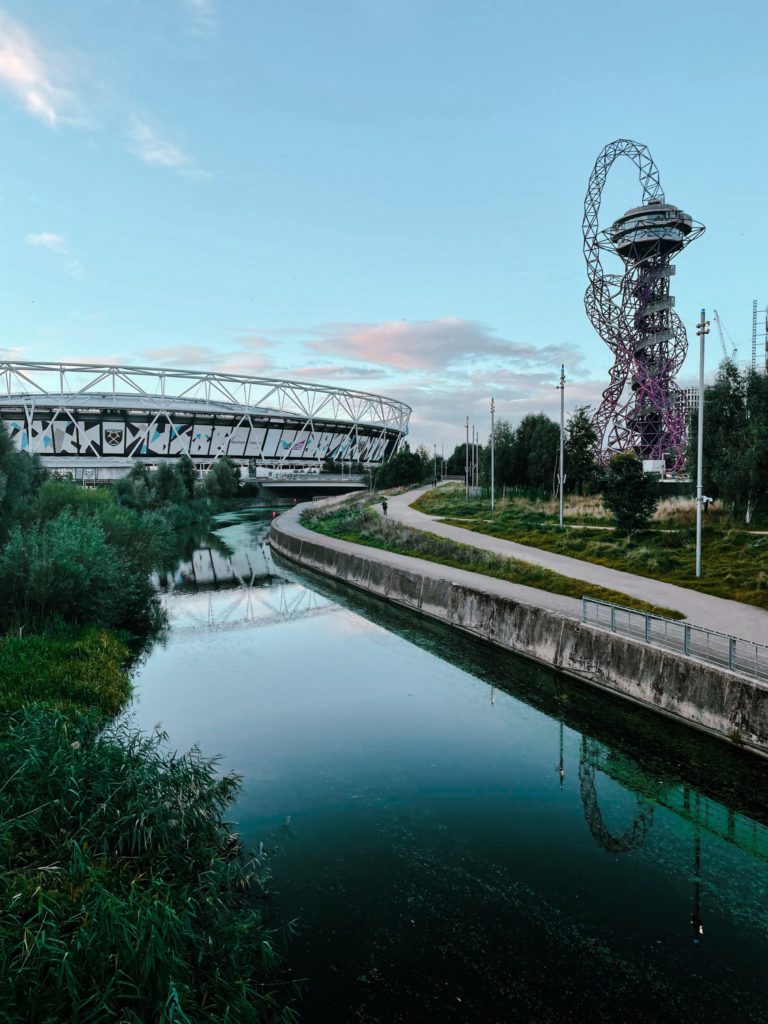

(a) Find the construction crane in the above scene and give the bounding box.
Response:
[712,310,738,365]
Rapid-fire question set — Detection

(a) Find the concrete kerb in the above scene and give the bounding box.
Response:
[270,498,768,758]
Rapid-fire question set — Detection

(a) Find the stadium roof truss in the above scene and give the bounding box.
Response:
[0,361,411,467]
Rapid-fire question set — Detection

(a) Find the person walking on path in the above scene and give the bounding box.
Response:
[381,498,388,516]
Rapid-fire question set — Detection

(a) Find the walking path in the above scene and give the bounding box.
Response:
[273,501,583,620]
[385,486,768,645]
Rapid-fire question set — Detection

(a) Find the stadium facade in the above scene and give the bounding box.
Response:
[0,362,411,482]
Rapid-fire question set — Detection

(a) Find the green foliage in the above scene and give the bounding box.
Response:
[153,461,186,504]
[0,706,297,1024]
[514,413,560,490]
[452,414,559,492]
[176,453,198,499]
[0,629,130,718]
[0,509,162,636]
[413,483,768,608]
[564,405,599,495]
[204,456,241,499]
[603,454,658,534]
[375,443,430,489]
[692,363,768,524]
[113,462,154,510]
[0,423,46,542]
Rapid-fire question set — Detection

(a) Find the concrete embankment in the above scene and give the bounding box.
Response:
[270,505,768,759]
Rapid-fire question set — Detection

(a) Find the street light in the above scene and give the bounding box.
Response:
[695,310,710,578]
[465,417,470,499]
[490,397,495,511]
[559,366,565,527]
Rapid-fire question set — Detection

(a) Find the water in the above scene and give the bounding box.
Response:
[133,509,768,1022]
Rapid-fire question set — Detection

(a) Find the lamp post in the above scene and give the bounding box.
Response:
[695,310,709,578]
[559,366,565,528]
[465,417,469,499]
[433,443,437,485]
[490,397,495,511]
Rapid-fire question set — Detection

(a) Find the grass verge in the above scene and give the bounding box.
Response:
[302,503,683,619]
[412,485,768,611]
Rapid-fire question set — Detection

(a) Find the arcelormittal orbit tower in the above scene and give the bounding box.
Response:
[583,140,704,470]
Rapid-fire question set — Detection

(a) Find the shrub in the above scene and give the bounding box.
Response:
[0,707,297,1023]
[0,510,162,636]
[603,454,658,534]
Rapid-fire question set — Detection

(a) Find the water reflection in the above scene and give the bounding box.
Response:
[134,508,768,1022]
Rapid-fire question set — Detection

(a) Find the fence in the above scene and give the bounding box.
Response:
[582,597,768,683]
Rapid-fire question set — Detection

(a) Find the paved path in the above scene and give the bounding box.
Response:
[272,501,583,620]
[384,486,768,644]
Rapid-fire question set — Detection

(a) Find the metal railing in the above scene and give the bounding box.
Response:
[582,597,768,683]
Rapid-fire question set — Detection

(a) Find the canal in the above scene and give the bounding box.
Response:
[132,508,768,1022]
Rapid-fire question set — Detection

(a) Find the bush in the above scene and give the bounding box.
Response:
[0,510,162,636]
[0,707,297,1024]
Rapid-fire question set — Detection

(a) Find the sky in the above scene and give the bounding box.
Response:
[0,0,765,450]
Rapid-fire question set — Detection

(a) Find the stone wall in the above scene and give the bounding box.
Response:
[271,515,768,758]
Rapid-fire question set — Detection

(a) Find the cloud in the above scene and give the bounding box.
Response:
[25,231,83,277]
[0,11,72,125]
[0,345,25,360]
[183,0,215,25]
[131,317,600,450]
[136,343,273,378]
[127,117,190,169]
[308,317,580,372]
[137,345,227,367]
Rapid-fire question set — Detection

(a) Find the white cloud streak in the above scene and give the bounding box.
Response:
[127,117,190,169]
[0,11,71,125]
[25,231,83,278]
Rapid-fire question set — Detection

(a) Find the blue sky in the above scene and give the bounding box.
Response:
[0,0,764,448]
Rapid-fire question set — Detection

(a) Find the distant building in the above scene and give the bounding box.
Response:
[675,387,699,422]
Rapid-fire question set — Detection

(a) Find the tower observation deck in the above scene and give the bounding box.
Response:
[583,141,704,470]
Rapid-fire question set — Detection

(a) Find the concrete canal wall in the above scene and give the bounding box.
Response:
[270,509,768,759]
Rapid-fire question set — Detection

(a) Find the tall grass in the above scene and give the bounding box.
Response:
[303,504,682,618]
[0,706,297,1023]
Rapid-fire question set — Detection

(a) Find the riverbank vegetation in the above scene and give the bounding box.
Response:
[413,484,768,610]
[0,427,296,1022]
[301,500,681,618]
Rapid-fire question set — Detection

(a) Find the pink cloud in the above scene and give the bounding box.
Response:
[308,317,581,372]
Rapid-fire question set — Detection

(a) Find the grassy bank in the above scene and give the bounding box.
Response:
[302,501,682,618]
[0,434,296,1022]
[413,485,768,610]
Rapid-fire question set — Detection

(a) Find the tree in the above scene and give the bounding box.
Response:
[446,443,468,477]
[153,462,185,505]
[113,463,153,510]
[603,453,658,534]
[692,363,768,524]
[477,421,514,488]
[564,406,598,495]
[205,456,241,499]
[175,453,197,499]
[375,443,428,489]
[512,413,560,489]
[0,423,46,541]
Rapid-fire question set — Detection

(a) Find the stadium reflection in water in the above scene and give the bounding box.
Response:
[135,509,768,1023]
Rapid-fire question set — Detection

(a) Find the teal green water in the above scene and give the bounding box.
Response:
[134,510,768,1022]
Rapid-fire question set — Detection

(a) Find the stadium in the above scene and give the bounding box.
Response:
[0,361,411,488]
